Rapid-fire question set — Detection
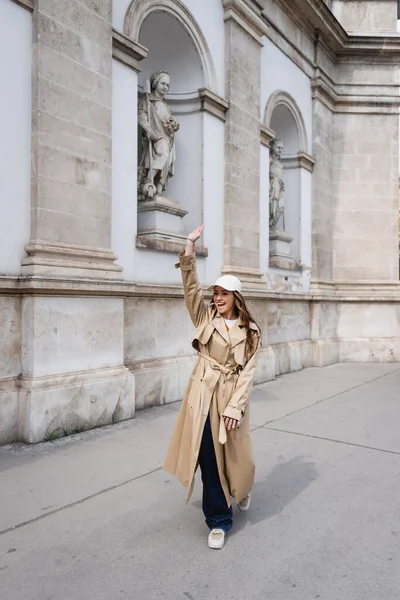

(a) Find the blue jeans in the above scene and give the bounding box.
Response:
[198,415,233,532]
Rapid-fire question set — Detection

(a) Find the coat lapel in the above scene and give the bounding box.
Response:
[211,314,230,344]
[228,323,247,348]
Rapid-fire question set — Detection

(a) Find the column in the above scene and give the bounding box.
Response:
[222,0,268,289]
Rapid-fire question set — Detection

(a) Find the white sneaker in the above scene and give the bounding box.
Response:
[237,492,251,513]
[208,528,226,549]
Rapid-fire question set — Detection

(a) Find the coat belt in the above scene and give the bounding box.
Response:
[197,353,241,445]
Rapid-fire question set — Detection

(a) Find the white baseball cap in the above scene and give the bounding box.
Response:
[210,274,242,294]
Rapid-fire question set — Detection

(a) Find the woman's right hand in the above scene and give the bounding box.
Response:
[187,225,204,244]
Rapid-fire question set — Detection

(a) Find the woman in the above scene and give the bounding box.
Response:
[164,225,261,549]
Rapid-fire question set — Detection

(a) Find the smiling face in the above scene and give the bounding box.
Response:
[213,286,236,319]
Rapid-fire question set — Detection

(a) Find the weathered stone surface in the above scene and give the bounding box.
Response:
[18,367,135,444]
[21,297,124,378]
[28,0,116,278]
[0,297,21,379]
[223,14,263,281]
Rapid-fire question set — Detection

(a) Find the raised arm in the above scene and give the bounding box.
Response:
[175,225,207,328]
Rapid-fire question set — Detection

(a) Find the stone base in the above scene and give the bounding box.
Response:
[0,379,18,445]
[221,265,267,290]
[312,339,341,367]
[18,367,135,444]
[21,241,123,280]
[127,355,197,410]
[269,229,293,258]
[137,195,188,246]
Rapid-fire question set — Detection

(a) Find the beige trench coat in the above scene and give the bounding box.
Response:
[163,252,261,506]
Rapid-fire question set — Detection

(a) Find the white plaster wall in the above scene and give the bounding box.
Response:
[139,11,203,92]
[259,144,270,273]
[0,1,31,275]
[261,37,312,154]
[300,168,312,272]
[283,167,301,260]
[168,112,202,231]
[111,59,137,280]
[21,297,124,378]
[112,0,225,95]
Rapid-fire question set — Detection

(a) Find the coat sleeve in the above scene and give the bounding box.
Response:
[175,251,208,328]
[222,337,260,423]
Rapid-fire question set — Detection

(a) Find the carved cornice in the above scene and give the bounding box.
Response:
[281,152,316,172]
[271,0,400,63]
[112,29,147,72]
[10,0,33,10]
[222,0,269,45]
[260,124,275,147]
[199,88,229,122]
[21,240,123,280]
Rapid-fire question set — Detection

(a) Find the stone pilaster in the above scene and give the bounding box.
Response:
[222,0,268,289]
[23,0,122,279]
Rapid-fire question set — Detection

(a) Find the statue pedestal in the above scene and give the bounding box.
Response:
[269,229,293,258]
[136,195,192,252]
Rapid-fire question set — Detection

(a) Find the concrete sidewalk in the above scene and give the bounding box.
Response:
[1,363,400,600]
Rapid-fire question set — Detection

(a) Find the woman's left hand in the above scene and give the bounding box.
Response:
[224,416,239,431]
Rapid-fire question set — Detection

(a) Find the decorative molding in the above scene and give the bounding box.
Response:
[269,256,302,271]
[136,235,208,257]
[124,0,217,91]
[281,152,315,172]
[221,265,267,290]
[312,71,400,114]
[2,273,400,302]
[199,88,229,122]
[264,90,308,153]
[260,124,275,147]
[10,0,33,10]
[112,28,147,72]
[138,198,187,218]
[21,241,123,280]
[270,0,400,63]
[222,0,269,45]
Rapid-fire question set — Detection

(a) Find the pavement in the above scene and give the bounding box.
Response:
[1,363,400,600]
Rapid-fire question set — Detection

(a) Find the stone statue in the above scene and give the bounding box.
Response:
[138,71,180,200]
[269,138,285,230]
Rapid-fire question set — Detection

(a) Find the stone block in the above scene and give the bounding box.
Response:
[21,297,124,378]
[340,338,400,363]
[38,44,111,106]
[268,301,311,345]
[254,347,276,384]
[39,77,111,136]
[337,303,400,339]
[38,13,111,77]
[18,366,134,444]
[32,207,111,249]
[37,0,111,49]
[124,297,195,362]
[0,384,18,444]
[130,355,196,410]
[272,340,313,376]
[312,340,340,367]
[37,112,111,164]
[36,175,110,221]
[0,297,21,378]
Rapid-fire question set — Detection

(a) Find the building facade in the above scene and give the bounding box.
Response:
[1,0,400,443]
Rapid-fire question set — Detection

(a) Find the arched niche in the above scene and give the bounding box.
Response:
[264,91,313,271]
[124,0,217,92]
[124,0,218,236]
